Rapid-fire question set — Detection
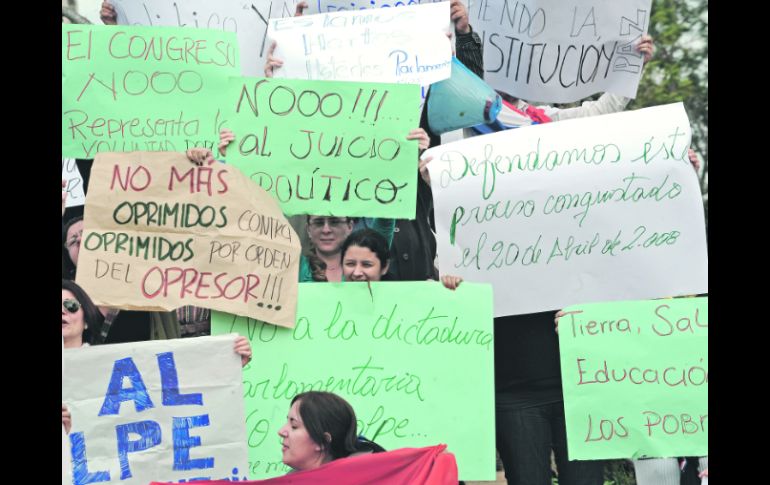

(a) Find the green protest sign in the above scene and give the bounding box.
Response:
[224,77,420,218]
[62,24,240,158]
[559,297,708,460]
[212,281,496,481]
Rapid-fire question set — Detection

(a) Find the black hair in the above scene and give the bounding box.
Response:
[291,391,358,460]
[62,216,84,279]
[62,279,104,345]
[340,229,390,269]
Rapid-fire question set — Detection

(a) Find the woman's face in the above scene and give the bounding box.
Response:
[277,400,326,471]
[62,289,85,346]
[65,220,84,266]
[343,245,388,282]
[306,217,353,256]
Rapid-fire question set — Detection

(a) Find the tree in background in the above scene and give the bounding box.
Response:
[629,0,708,220]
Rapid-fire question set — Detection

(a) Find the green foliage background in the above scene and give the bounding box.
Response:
[629,0,708,220]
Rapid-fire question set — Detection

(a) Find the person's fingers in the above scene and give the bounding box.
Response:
[441,275,462,290]
[267,40,277,56]
[295,1,308,16]
[554,310,566,325]
[419,156,432,185]
[636,38,654,63]
[265,55,284,77]
[186,149,204,166]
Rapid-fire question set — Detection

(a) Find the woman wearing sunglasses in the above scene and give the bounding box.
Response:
[62,279,104,348]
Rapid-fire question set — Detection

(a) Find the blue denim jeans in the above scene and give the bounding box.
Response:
[495,394,605,485]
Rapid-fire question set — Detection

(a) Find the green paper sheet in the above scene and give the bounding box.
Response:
[224,77,420,218]
[559,297,708,460]
[212,281,495,481]
[62,24,240,158]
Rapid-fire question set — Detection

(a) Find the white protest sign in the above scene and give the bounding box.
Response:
[62,158,86,208]
[426,103,708,317]
[63,337,73,485]
[112,0,302,76]
[312,0,444,12]
[467,0,652,103]
[62,335,248,485]
[268,2,452,85]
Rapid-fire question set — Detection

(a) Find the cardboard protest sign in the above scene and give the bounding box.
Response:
[76,152,300,328]
[62,335,249,485]
[112,0,300,77]
[468,0,652,103]
[63,158,86,208]
[211,281,496,481]
[559,298,708,459]
[268,2,452,86]
[225,77,420,217]
[426,103,708,317]
[62,24,240,159]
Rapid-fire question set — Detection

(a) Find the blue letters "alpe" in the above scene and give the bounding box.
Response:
[69,352,213,485]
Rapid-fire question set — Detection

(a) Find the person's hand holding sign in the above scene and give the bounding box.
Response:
[219,129,235,157]
[100,1,117,25]
[234,336,253,367]
[185,148,216,166]
[450,0,471,34]
[637,34,655,65]
[265,42,283,78]
[407,128,430,153]
[62,404,72,434]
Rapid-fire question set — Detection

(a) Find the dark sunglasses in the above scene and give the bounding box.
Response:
[62,298,81,313]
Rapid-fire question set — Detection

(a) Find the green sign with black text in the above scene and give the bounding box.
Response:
[62,24,240,158]
[559,297,708,460]
[212,281,495,481]
[225,77,420,218]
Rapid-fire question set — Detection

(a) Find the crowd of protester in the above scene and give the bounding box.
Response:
[62,1,707,483]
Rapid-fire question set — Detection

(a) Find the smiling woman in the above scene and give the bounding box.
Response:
[341,229,390,282]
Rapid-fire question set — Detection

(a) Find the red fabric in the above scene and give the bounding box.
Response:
[502,99,553,125]
[523,104,552,124]
[150,445,457,485]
